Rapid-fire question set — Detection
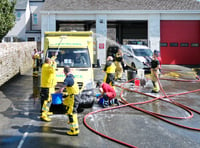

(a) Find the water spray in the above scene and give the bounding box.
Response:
[55,36,67,57]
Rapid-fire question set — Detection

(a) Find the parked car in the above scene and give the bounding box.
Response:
[121,44,153,71]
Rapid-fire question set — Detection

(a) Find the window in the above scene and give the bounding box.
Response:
[32,14,38,25]
[46,48,91,68]
[16,12,21,21]
[160,42,168,47]
[133,48,153,57]
[170,43,178,47]
[27,37,35,41]
[191,43,199,47]
[4,37,11,42]
[180,43,189,47]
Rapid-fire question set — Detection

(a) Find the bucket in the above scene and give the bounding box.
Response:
[137,69,145,79]
[98,97,105,105]
[51,93,63,105]
[135,79,140,86]
[127,70,136,83]
[96,94,101,98]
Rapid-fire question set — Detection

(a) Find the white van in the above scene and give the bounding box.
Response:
[121,44,153,71]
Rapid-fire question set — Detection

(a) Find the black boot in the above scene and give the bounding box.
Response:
[114,99,120,106]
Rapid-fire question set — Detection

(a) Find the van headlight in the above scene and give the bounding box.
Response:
[82,80,94,96]
[83,80,94,90]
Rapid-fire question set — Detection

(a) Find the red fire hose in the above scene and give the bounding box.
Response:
[83,71,200,148]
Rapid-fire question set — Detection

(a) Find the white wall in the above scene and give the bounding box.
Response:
[96,15,107,64]
[148,14,160,51]
[40,10,200,59]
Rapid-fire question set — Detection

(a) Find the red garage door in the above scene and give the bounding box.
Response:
[160,20,200,65]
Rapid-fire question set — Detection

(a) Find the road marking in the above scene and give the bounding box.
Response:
[17,120,33,148]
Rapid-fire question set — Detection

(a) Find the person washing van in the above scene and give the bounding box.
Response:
[115,48,123,81]
[151,52,160,93]
[40,57,57,122]
[103,56,116,87]
[58,66,80,136]
[154,50,162,75]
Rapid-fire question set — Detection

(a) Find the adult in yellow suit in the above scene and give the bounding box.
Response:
[114,48,123,81]
[40,57,57,122]
[103,56,116,87]
[151,52,160,93]
[32,49,42,77]
[59,66,80,136]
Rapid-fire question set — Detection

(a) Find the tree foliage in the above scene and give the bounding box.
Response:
[0,0,16,42]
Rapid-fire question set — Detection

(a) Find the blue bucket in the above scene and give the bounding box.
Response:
[51,93,63,105]
[96,93,101,98]
[98,97,104,105]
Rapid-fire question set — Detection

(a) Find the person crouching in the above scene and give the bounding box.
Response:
[96,81,119,107]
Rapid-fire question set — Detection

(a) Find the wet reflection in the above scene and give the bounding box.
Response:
[152,100,160,114]
[11,124,68,135]
[162,70,197,80]
[32,76,40,102]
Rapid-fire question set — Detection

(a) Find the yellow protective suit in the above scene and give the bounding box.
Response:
[40,60,57,122]
[62,74,80,135]
[151,69,160,92]
[32,53,40,77]
[151,58,160,93]
[103,61,116,86]
[115,51,123,80]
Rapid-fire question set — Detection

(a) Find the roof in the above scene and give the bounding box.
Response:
[15,0,28,10]
[41,0,200,11]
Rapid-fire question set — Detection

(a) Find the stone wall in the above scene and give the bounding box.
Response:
[0,42,37,86]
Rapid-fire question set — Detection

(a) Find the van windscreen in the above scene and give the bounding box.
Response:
[46,48,91,68]
[133,49,153,57]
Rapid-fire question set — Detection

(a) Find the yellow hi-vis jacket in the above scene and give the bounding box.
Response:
[66,83,79,95]
[40,63,57,88]
[105,61,116,74]
[33,53,40,59]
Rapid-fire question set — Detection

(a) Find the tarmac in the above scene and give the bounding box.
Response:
[0,65,200,148]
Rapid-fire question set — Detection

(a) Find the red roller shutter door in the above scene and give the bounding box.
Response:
[160,20,200,65]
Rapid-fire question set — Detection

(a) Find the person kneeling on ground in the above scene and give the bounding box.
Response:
[96,81,120,107]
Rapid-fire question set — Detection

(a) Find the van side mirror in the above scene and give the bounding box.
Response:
[92,59,101,68]
[92,64,99,68]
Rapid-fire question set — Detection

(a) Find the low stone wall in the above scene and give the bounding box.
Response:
[0,42,37,86]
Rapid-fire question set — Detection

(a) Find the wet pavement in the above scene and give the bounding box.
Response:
[0,65,200,148]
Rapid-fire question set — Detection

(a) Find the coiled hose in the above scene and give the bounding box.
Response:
[83,70,200,148]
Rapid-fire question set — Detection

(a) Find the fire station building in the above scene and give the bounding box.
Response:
[40,0,200,65]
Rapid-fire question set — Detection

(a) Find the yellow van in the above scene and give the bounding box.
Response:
[43,31,95,95]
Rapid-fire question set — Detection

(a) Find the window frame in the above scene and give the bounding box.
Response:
[169,42,178,47]
[180,43,189,47]
[160,42,168,47]
[191,43,199,47]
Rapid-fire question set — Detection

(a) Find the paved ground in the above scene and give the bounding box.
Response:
[0,65,200,148]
